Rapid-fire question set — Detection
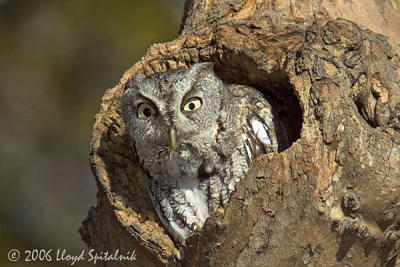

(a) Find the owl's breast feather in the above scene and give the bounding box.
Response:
[142,145,204,181]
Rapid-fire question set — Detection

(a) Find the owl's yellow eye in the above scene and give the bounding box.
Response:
[183,97,202,112]
[137,103,156,119]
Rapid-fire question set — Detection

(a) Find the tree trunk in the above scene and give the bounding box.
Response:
[80,1,400,266]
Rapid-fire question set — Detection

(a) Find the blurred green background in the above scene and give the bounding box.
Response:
[0,0,184,266]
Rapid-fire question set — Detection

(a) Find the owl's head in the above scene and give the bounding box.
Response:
[122,62,229,150]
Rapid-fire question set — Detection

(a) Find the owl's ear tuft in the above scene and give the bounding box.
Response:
[131,74,144,84]
[126,74,144,90]
[189,62,215,75]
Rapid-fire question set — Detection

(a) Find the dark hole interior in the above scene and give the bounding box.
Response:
[211,58,303,149]
[354,98,378,128]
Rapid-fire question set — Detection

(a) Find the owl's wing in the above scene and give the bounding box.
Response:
[230,84,288,161]
[242,114,279,161]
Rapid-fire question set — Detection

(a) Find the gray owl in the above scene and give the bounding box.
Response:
[122,62,287,246]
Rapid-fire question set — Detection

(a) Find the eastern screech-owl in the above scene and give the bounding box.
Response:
[122,62,287,246]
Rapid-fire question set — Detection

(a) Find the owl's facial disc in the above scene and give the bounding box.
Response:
[164,97,203,149]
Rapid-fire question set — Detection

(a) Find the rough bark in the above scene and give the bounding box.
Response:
[80,1,400,266]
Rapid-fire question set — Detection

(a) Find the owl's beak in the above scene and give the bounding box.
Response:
[169,128,176,149]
